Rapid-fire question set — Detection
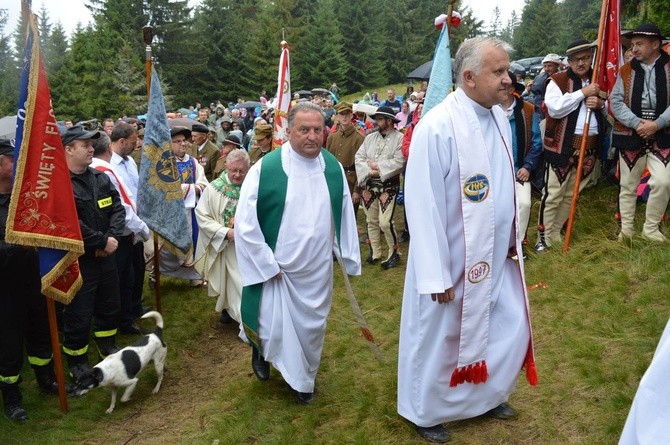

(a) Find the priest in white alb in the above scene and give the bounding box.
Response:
[397,36,538,443]
[194,149,250,326]
[235,102,361,405]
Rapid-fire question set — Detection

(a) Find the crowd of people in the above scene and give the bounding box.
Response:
[2,21,669,444]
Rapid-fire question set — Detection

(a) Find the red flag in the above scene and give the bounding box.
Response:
[273,41,291,149]
[597,0,622,100]
[5,9,84,304]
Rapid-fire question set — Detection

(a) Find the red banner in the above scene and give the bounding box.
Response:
[597,0,622,102]
[5,10,84,304]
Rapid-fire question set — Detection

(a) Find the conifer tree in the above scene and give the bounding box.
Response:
[299,0,348,91]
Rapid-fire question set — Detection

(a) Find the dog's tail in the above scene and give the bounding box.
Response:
[141,311,164,340]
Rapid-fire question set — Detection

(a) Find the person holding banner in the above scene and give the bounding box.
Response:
[61,126,126,380]
[611,23,670,242]
[536,39,607,251]
[1,140,67,422]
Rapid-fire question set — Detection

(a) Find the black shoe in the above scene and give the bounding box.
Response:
[534,240,547,253]
[295,390,314,405]
[95,335,119,358]
[486,402,517,419]
[251,347,270,381]
[381,251,401,270]
[219,310,233,325]
[2,385,27,423]
[399,230,410,243]
[33,364,59,394]
[4,403,28,423]
[366,254,380,265]
[415,424,451,443]
[66,354,91,382]
[119,323,145,335]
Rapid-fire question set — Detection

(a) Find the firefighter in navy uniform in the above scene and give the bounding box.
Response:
[60,126,126,380]
[0,139,64,422]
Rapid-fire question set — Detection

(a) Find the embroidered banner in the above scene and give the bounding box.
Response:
[5,8,84,304]
[273,41,291,149]
[137,69,192,255]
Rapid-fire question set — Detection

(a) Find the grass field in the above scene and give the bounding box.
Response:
[1,179,668,444]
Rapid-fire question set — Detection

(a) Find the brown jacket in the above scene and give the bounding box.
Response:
[326,124,365,194]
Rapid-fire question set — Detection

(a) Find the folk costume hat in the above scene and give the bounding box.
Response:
[371,106,400,123]
[0,138,14,156]
[566,39,596,58]
[623,23,664,41]
[170,126,192,140]
[60,125,101,146]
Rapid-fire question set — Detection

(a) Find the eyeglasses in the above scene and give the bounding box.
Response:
[570,55,592,65]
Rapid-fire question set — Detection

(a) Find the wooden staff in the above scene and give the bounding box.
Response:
[562,0,609,255]
[20,0,68,413]
[142,25,162,313]
[334,251,384,362]
[46,298,68,412]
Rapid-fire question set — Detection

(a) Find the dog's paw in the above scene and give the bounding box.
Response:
[105,407,114,414]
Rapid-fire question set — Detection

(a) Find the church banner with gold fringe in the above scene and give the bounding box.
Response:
[272,41,291,149]
[136,68,192,256]
[5,9,84,304]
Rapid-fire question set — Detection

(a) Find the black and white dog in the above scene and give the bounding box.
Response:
[74,311,167,413]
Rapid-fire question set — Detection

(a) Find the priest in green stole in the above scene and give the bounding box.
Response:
[235,102,361,404]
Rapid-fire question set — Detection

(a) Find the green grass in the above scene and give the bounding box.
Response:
[2,182,668,444]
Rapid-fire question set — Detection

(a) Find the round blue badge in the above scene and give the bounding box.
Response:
[463,174,490,203]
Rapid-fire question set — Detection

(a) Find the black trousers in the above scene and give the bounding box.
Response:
[62,254,120,355]
[0,250,52,379]
[115,235,137,328]
[131,241,146,315]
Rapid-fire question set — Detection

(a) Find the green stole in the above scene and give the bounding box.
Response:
[241,147,344,349]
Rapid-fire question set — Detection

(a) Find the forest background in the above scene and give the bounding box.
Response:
[0,0,668,121]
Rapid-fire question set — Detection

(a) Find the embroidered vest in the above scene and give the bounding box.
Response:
[240,147,344,349]
[612,51,670,150]
[542,70,605,167]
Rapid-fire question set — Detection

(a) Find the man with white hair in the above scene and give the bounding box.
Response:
[398,36,537,443]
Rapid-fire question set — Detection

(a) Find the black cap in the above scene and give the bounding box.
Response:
[623,23,664,41]
[170,127,192,139]
[371,106,400,123]
[60,125,101,146]
[0,139,14,156]
[191,123,210,134]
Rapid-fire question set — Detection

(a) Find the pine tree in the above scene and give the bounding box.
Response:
[0,9,18,115]
[191,0,260,103]
[336,0,386,93]
[298,0,348,91]
[488,6,503,38]
[500,11,519,44]
[513,0,560,58]
[43,22,68,76]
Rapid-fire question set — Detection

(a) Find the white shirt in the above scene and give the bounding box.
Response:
[545,78,599,135]
[111,151,139,196]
